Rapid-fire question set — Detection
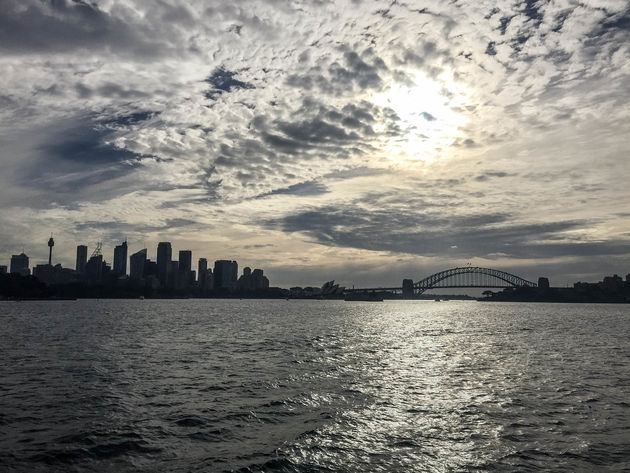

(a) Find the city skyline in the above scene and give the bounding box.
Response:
[1,1,629,288]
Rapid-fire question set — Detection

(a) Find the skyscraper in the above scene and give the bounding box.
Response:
[113,240,128,276]
[198,258,207,286]
[213,260,238,289]
[10,253,30,276]
[129,249,147,280]
[76,245,87,273]
[178,250,192,273]
[156,242,172,287]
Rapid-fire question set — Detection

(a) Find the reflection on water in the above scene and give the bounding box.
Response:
[1,300,629,472]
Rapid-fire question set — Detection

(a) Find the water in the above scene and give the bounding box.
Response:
[1,299,629,472]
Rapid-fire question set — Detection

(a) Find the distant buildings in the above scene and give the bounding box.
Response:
[113,241,128,276]
[10,253,30,276]
[2,237,273,296]
[0,265,7,274]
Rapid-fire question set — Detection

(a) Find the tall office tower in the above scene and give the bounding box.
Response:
[178,250,192,272]
[129,249,147,280]
[76,245,88,273]
[177,250,193,288]
[198,258,208,288]
[10,253,30,276]
[198,258,207,282]
[113,240,128,276]
[213,260,238,289]
[156,242,172,287]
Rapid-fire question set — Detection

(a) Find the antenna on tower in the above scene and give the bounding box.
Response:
[91,242,102,258]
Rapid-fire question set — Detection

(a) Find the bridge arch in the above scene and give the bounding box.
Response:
[413,266,536,294]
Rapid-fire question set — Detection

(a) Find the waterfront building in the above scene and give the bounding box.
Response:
[129,249,147,280]
[214,260,238,289]
[113,240,128,276]
[10,253,30,276]
[156,242,172,287]
[76,245,88,273]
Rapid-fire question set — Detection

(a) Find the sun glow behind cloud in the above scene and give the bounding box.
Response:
[373,72,469,162]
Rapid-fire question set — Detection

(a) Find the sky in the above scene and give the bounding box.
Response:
[1,0,629,288]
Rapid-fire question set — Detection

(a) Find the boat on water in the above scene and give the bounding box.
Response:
[344,292,384,302]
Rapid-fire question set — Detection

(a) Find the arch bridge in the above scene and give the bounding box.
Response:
[412,266,536,295]
[346,266,537,295]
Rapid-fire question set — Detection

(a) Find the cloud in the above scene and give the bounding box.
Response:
[0,0,177,58]
[205,68,255,100]
[1,0,629,286]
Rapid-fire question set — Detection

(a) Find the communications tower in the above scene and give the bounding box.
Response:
[47,234,54,266]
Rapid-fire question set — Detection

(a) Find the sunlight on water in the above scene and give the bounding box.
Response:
[1,300,629,472]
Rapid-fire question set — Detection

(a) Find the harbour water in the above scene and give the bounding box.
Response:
[1,299,629,472]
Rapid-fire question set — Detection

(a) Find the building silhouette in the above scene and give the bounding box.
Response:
[156,242,172,288]
[113,240,128,276]
[47,236,54,266]
[10,253,30,276]
[85,254,104,281]
[130,249,147,280]
[178,250,194,288]
[33,263,54,284]
[76,245,88,273]
[238,266,269,290]
[0,265,7,274]
[214,260,238,289]
[198,258,207,286]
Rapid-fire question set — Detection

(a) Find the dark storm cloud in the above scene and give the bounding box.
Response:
[263,203,624,259]
[0,0,172,57]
